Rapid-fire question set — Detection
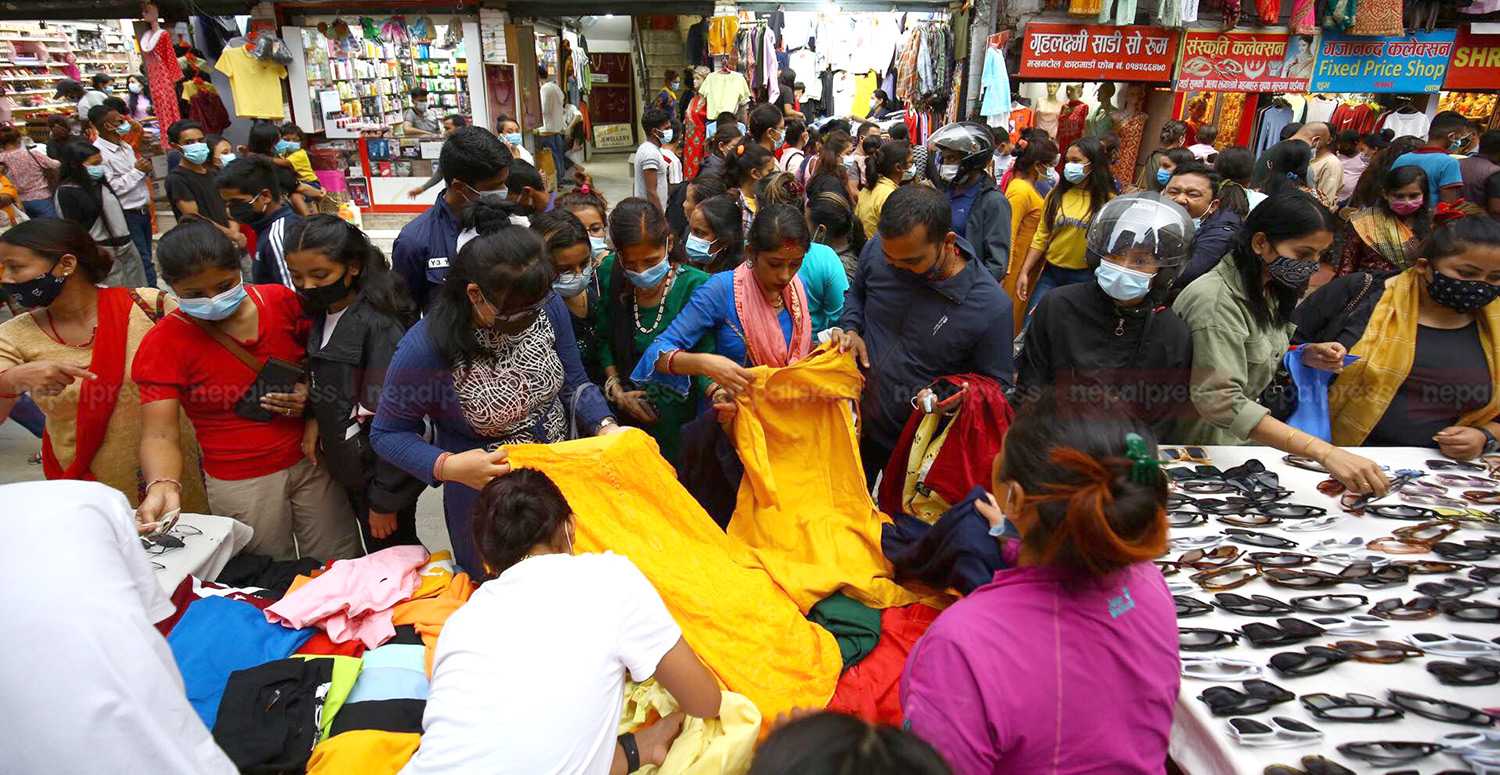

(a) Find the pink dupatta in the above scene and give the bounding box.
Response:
[732,262,812,368]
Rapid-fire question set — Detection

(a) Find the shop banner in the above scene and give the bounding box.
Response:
[1017,23,1180,82]
[1175,30,1317,92]
[1444,27,1500,90]
[1311,30,1456,93]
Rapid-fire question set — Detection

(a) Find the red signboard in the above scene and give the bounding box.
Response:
[1017,23,1180,82]
[1444,27,1500,90]
[1175,30,1317,92]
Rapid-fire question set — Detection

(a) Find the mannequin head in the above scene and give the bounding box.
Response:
[1046,82,1060,99]
[1066,83,1084,101]
[1097,82,1116,105]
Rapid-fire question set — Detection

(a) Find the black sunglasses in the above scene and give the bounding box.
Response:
[1214,592,1294,617]
[1223,528,1299,549]
[1368,596,1440,621]
[1180,627,1241,652]
[1198,679,1294,717]
[1290,593,1367,614]
[1217,513,1282,528]
[1426,657,1500,687]
[1414,578,1484,600]
[1264,755,1355,775]
[1427,458,1487,472]
[1255,504,1327,519]
[1168,510,1209,528]
[1299,692,1404,722]
[1174,595,1213,619]
[1238,617,1325,648]
[1247,551,1317,569]
[1336,741,1445,767]
[1433,540,1497,562]
[1269,645,1350,677]
[1264,567,1345,590]
[1386,689,1495,727]
[1471,565,1500,586]
[1441,599,1500,623]
[1364,504,1443,521]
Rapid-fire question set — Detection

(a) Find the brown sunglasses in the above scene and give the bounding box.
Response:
[1367,537,1437,555]
[1330,639,1425,664]
[1191,564,1262,591]
[1178,545,1242,569]
[1463,489,1500,505]
[1392,520,1460,545]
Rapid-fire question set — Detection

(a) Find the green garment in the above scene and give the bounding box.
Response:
[595,254,713,464]
[295,654,363,742]
[807,592,882,669]
[1172,255,1293,445]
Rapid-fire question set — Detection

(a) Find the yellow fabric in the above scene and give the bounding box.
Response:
[618,681,761,775]
[1005,177,1046,332]
[1329,270,1500,445]
[294,655,362,742]
[408,551,457,600]
[505,431,842,719]
[707,16,740,56]
[306,730,419,775]
[213,47,288,120]
[849,72,879,120]
[728,346,921,612]
[391,571,475,677]
[855,176,898,237]
[285,148,318,183]
[1030,187,1098,270]
[898,411,958,525]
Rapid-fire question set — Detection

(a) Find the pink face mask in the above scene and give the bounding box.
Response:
[1389,197,1424,216]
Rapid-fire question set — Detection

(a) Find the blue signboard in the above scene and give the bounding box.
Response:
[1310,30,1457,93]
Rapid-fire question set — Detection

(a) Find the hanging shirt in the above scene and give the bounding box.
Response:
[214,46,287,119]
[700,71,750,118]
[979,46,1011,119]
[1382,110,1430,140]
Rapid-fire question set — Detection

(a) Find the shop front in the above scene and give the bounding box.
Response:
[283,13,486,215]
[1171,29,1316,157]
[1439,25,1500,131]
[1303,30,1455,142]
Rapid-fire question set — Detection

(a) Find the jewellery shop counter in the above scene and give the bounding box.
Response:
[1164,446,1500,775]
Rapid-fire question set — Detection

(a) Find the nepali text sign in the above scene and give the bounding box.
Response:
[1311,30,1456,93]
[1175,30,1316,92]
[1444,27,1500,90]
[1018,23,1180,82]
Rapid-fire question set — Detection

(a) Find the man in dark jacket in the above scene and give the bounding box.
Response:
[218,156,301,288]
[929,121,1012,279]
[1164,162,1243,299]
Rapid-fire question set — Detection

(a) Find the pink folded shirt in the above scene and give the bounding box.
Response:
[266,545,430,648]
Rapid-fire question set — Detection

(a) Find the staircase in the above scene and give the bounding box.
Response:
[636,25,690,112]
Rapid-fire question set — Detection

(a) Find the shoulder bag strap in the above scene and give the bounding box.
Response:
[126,288,166,322]
[183,313,265,374]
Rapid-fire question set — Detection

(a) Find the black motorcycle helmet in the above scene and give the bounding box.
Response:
[926,121,995,185]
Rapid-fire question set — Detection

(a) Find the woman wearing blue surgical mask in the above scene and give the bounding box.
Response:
[496,116,535,166]
[1015,137,1117,314]
[135,219,362,560]
[1016,193,1194,441]
[530,209,604,383]
[686,193,744,274]
[594,198,710,464]
[1152,147,1196,193]
[52,139,146,288]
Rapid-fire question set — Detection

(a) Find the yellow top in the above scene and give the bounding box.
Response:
[1006,177,1045,264]
[285,148,318,184]
[855,176,899,237]
[1030,186,1104,270]
[214,46,288,120]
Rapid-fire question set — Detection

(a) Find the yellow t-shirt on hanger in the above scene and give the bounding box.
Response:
[849,71,879,120]
[215,46,288,120]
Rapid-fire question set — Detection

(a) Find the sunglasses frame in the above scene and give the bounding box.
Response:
[1428,458,1487,472]
[1290,593,1367,614]
[1368,596,1440,621]
[1336,740,1444,766]
[1213,592,1294,616]
[1330,639,1423,664]
[1269,645,1350,677]
[1386,689,1496,727]
[1299,692,1405,722]
[1223,528,1299,549]
[1191,564,1262,591]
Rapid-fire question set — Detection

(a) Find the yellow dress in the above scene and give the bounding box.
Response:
[505,431,843,718]
[1004,177,1046,333]
[727,346,922,612]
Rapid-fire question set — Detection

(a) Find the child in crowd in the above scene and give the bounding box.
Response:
[277,123,321,190]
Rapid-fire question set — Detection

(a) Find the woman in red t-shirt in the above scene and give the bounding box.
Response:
[133,220,358,561]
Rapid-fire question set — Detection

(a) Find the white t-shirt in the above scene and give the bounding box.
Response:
[700,71,750,118]
[662,146,684,185]
[540,81,566,133]
[400,552,681,775]
[1382,110,1430,141]
[634,142,669,208]
[0,481,237,775]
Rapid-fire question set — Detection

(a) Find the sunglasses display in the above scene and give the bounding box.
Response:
[1335,740,1445,767]
[1385,689,1495,727]
[1426,656,1500,687]
[1269,645,1350,677]
[1198,679,1295,717]
[1214,592,1294,617]
[1299,692,1404,722]
[1238,617,1325,648]
[1289,593,1367,614]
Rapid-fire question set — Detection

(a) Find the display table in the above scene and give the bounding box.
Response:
[151,513,253,594]
[1168,446,1497,775]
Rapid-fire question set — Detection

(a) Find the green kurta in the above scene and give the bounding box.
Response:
[595,255,713,464]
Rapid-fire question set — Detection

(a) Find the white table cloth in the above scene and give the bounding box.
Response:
[1168,446,1497,775]
[150,513,253,594]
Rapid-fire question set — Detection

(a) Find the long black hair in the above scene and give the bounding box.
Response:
[808,191,865,255]
[1231,187,1334,328]
[428,199,553,364]
[0,217,112,283]
[284,214,416,324]
[1043,137,1112,229]
[747,712,951,775]
[863,140,909,191]
[695,193,744,273]
[604,198,678,370]
[723,138,773,189]
[1213,147,1254,218]
[1251,140,1313,191]
[56,139,103,189]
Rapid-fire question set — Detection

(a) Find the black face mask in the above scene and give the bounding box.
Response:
[228,198,260,225]
[1428,269,1500,314]
[296,272,353,314]
[1,263,66,309]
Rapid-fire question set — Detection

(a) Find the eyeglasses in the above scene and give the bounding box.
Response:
[1362,503,1442,521]
[1299,692,1404,722]
[1427,458,1486,472]
[1223,528,1299,549]
[1365,536,1432,555]
[1180,627,1241,651]
[1369,596,1439,620]
[1264,754,1357,775]
[1441,598,1500,622]
[1177,544,1242,569]
[1238,617,1325,648]
[1269,645,1350,677]
[1433,540,1497,561]
[1175,594,1214,618]
[1304,613,1388,636]
[1246,551,1316,569]
[1255,504,1326,519]
[1168,509,1209,528]
[1290,593,1367,614]
[1181,655,1264,681]
[1395,559,1467,575]
[1435,472,1498,488]
[1427,656,1500,687]
[1191,564,1262,591]
[1307,536,1366,556]
[1264,567,1344,590]
[1329,639,1424,664]
[1339,561,1412,589]
[1413,578,1484,600]
[1218,513,1281,528]
[1169,534,1225,552]
[1391,520,1460,544]
[1405,632,1500,658]
[1401,492,1477,510]
[1283,454,1328,473]
[1198,679,1294,716]
[1214,592,1294,616]
[1386,689,1496,727]
[1283,514,1341,532]
[1227,715,1323,747]
[1160,446,1212,464]
[1336,741,1445,767]
[1462,489,1500,505]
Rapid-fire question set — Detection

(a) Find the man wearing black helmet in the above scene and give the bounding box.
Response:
[927,121,1013,279]
[1015,192,1194,440]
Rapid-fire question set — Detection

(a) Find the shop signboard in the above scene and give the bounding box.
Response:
[1311,30,1456,93]
[1444,27,1500,90]
[1017,23,1180,82]
[1175,30,1317,92]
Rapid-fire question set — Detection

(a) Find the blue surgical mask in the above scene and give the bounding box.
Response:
[1156,168,1172,187]
[685,233,715,264]
[176,283,248,321]
[503,132,522,146]
[552,262,594,298]
[588,234,609,256]
[86,165,107,180]
[1095,260,1155,302]
[1063,162,1087,184]
[624,255,671,288]
[182,142,210,165]
[219,152,237,166]
[659,127,675,143]
[275,139,300,155]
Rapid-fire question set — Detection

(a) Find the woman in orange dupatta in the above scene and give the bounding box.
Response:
[0,218,206,509]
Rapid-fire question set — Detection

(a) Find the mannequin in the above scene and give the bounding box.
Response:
[1111,83,1148,186]
[1054,83,1090,159]
[139,1,183,150]
[1089,82,1116,138]
[1035,82,1064,139]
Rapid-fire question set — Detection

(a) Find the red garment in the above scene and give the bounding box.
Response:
[189,89,230,134]
[42,288,131,480]
[1054,101,1090,169]
[683,94,708,180]
[827,603,942,725]
[1255,0,1279,24]
[877,375,1015,520]
[142,29,183,152]
[297,631,368,658]
[132,284,309,481]
[155,577,276,635]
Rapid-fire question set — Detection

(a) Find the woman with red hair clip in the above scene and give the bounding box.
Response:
[902,405,1179,775]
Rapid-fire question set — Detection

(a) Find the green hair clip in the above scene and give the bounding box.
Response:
[1125,433,1160,485]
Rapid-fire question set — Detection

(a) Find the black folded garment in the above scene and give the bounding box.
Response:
[213,657,334,772]
[881,485,1009,596]
[330,699,427,737]
[216,554,324,597]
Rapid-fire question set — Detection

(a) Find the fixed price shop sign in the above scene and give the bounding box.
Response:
[1311,30,1457,93]
[1018,23,1181,82]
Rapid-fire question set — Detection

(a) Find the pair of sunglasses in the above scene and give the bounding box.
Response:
[1191,564,1261,591]
[1270,645,1350,677]
[1335,740,1445,767]
[1435,472,1499,488]
[1161,446,1212,464]
[1289,593,1367,614]
[1299,692,1404,722]
[1368,596,1440,621]
[1396,559,1468,575]
[1427,655,1500,687]
[1386,689,1495,727]
[1219,513,1282,528]
[1227,715,1323,746]
[1414,578,1484,600]
[1263,754,1355,775]
[1284,454,1329,473]
[1442,598,1500,623]
[1406,632,1500,658]
[1180,627,1241,651]
[1329,639,1423,664]
[1177,545,1242,569]
[1336,561,1411,588]
[1359,503,1443,521]
[1428,458,1488,472]
[1247,551,1317,569]
[1175,594,1214,618]
[1215,592,1293,616]
[1168,510,1210,528]
[1198,679,1294,717]
[1462,489,1500,505]
[1434,540,1499,562]
[1224,528,1299,549]
[1472,565,1500,586]
[1238,617,1325,648]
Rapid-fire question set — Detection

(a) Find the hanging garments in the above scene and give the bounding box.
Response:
[1289,0,1317,33]
[505,431,843,719]
[727,347,923,613]
[141,29,183,150]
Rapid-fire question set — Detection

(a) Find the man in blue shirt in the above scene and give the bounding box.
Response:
[218,156,301,288]
[834,185,1016,485]
[929,121,1012,280]
[392,127,513,309]
[1392,111,1474,205]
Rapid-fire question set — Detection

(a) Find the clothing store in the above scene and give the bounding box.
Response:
[1171,29,1317,158]
[1437,25,1500,132]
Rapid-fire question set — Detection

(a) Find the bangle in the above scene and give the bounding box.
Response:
[433,452,451,482]
[145,478,181,492]
[664,349,680,376]
[1284,427,1298,449]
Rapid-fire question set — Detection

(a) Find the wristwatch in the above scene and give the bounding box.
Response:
[1481,428,1499,455]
